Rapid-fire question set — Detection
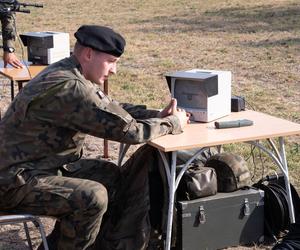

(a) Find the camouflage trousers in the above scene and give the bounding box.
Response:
[9,145,165,250]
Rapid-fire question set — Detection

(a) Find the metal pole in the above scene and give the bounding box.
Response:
[10,80,14,101]
[103,79,109,158]
[279,137,295,223]
[165,151,177,250]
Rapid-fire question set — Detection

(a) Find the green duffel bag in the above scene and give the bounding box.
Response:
[176,148,219,200]
[177,163,218,200]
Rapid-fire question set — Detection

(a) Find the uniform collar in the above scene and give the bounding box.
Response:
[69,55,82,72]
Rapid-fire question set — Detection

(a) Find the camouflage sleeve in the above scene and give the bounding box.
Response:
[28,80,182,145]
[119,102,160,119]
[0,12,16,48]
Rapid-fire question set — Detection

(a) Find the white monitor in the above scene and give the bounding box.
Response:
[165,69,231,122]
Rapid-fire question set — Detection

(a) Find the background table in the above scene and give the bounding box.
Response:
[0,62,46,100]
[149,110,300,250]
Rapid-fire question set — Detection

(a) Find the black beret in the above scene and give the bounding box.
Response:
[74,25,126,57]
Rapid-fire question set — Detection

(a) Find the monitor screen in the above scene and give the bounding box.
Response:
[174,79,208,109]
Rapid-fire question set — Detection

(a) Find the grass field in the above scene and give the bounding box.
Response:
[0,0,299,249]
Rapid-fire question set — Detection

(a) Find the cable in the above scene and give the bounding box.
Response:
[245,99,256,111]
[258,147,265,180]
[247,144,257,182]
[253,174,300,238]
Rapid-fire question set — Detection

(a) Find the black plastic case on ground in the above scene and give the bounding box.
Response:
[176,188,264,250]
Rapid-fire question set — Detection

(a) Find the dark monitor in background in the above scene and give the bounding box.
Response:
[20,31,70,65]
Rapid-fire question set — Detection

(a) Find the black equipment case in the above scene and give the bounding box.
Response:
[176,188,264,250]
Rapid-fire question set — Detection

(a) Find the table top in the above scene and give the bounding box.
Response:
[0,62,46,81]
[149,110,300,152]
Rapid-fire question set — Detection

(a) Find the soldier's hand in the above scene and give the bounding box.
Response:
[157,98,177,118]
[3,52,23,68]
[157,98,189,129]
[169,99,190,130]
[173,107,190,130]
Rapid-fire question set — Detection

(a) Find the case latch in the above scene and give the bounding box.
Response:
[243,198,250,216]
[198,205,206,224]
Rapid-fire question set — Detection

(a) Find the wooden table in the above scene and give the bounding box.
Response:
[149,110,300,250]
[0,63,46,100]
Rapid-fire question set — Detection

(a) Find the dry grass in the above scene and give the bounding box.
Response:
[0,0,299,249]
[15,0,299,110]
[17,0,300,123]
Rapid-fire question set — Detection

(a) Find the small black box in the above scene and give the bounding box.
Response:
[231,96,245,112]
[177,188,264,250]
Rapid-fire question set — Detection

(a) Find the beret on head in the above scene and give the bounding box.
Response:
[74,25,126,57]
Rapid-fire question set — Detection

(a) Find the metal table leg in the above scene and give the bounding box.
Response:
[18,80,25,91]
[247,138,295,223]
[10,80,14,101]
[158,147,209,250]
[103,79,109,158]
[165,151,177,250]
[279,137,295,223]
[118,143,130,167]
[10,80,25,101]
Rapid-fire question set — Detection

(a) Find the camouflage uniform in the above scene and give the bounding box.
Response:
[0,3,16,50]
[0,55,182,249]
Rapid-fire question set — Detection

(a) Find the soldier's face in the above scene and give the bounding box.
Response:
[85,49,119,85]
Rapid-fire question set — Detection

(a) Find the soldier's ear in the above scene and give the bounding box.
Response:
[84,47,93,61]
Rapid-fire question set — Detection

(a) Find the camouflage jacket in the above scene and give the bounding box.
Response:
[0,5,16,49]
[0,55,181,196]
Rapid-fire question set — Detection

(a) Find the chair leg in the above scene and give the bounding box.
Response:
[23,222,34,250]
[34,217,49,250]
[0,214,49,250]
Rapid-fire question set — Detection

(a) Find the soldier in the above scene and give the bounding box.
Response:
[0,25,189,249]
[0,2,23,68]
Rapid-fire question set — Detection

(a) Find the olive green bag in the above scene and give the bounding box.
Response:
[176,148,219,201]
[177,163,218,200]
